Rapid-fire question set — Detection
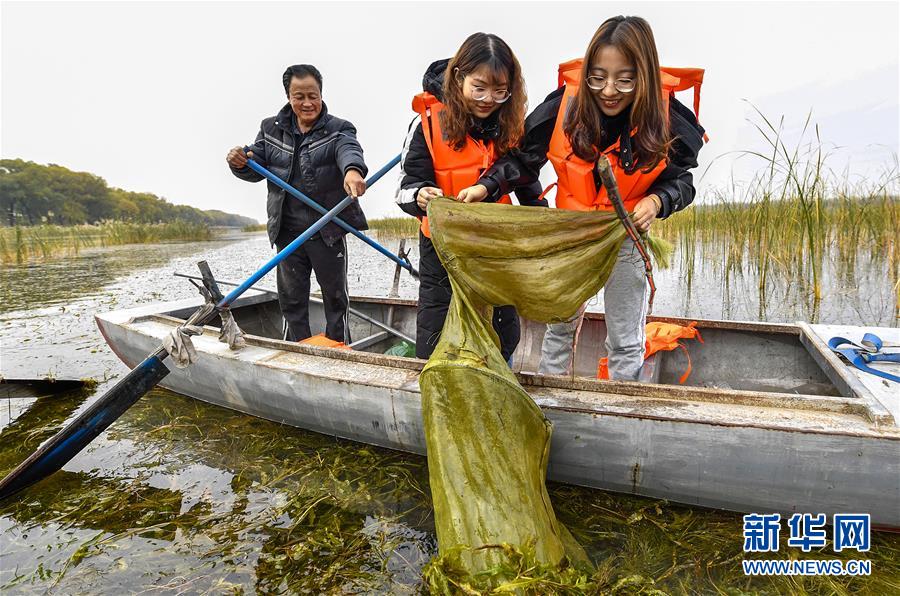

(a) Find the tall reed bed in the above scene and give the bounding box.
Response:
[654,108,899,321]
[0,221,213,265]
[366,217,420,237]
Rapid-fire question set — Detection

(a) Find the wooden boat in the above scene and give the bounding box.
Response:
[95,290,900,528]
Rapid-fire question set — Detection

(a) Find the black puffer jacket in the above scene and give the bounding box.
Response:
[231,103,368,246]
[477,87,705,219]
[395,59,545,217]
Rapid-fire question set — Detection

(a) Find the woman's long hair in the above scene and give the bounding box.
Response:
[440,32,526,155]
[564,16,670,171]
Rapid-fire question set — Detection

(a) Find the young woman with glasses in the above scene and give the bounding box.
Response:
[456,16,707,380]
[395,32,541,361]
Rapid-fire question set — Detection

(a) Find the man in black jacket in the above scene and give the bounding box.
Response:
[227,64,368,343]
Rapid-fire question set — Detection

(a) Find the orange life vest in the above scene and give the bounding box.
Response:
[411,92,512,237]
[597,321,703,382]
[299,333,351,350]
[547,59,705,212]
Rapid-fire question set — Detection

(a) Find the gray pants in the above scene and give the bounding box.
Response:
[538,239,649,380]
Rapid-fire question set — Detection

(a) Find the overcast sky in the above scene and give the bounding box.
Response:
[2,1,898,223]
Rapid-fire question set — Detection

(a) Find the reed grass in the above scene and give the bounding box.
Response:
[654,107,899,321]
[367,217,420,237]
[367,147,897,322]
[0,221,214,265]
[241,223,267,232]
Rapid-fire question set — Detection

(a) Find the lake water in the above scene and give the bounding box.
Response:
[1,232,897,593]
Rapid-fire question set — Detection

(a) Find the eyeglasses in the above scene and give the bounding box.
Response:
[470,87,511,104]
[585,76,636,93]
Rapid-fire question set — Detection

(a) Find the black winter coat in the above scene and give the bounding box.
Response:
[231,103,368,246]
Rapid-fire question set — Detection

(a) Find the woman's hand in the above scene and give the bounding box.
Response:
[226,146,251,169]
[416,186,442,210]
[456,184,488,203]
[343,169,367,198]
[632,194,662,232]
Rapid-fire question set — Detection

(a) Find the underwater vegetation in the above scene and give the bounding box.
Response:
[2,389,898,594]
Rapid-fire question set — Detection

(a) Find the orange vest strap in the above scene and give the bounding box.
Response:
[413,92,438,161]
[660,67,704,120]
[659,66,707,142]
[557,58,582,88]
[538,182,557,202]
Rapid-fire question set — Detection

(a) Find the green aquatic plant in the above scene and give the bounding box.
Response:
[422,541,597,595]
[0,231,9,263]
[645,235,674,270]
[424,483,900,595]
[2,388,899,594]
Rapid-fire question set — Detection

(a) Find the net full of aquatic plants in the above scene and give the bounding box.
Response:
[420,198,625,579]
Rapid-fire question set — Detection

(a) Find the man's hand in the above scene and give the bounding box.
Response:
[632,194,661,232]
[226,146,251,169]
[343,169,367,199]
[416,186,442,210]
[456,184,488,203]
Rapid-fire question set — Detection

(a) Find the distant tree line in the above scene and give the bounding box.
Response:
[0,159,258,227]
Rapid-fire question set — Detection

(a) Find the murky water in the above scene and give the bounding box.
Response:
[1,232,897,593]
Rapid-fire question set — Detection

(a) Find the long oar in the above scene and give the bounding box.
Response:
[0,156,400,500]
[243,150,418,278]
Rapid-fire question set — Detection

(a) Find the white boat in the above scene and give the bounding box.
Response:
[95,290,900,528]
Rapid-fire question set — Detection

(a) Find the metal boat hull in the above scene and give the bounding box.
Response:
[95,294,900,527]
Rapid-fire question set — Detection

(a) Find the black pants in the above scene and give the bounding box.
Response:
[275,229,350,343]
[416,231,520,361]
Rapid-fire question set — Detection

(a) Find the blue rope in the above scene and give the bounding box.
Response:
[828,334,900,383]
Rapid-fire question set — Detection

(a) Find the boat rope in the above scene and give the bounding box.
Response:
[218,308,246,350]
[828,333,900,383]
[163,284,247,369]
[163,297,210,369]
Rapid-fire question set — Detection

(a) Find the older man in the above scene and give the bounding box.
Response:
[227,64,368,343]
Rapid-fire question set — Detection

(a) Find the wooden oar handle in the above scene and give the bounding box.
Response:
[595,155,632,228]
[595,155,657,311]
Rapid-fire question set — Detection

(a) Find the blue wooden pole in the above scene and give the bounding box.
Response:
[0,154,403,501]
[242,152,418,279]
